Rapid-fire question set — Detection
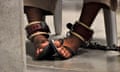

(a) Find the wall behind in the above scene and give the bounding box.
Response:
[0,0,26,72]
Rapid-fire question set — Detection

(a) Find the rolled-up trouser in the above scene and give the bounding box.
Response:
[24,0,57,14]
[84,0,118,11]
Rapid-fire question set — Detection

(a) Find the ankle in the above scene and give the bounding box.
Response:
[68,21,94,41]
[25,21,50,41]
[64,35,82,51]
[69,35,82,43]
[33,34,48,42]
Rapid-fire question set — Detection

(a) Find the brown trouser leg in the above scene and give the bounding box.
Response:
[24,6,45,22]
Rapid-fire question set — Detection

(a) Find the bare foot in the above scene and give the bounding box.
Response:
[54,35,82,58]
[33,35,49,56]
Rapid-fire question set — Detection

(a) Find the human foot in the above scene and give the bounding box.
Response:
[25,21,54,60]
[53,35,82,59]
[52,21,94,59]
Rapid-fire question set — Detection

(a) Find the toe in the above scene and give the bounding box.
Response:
[57,47,71,58]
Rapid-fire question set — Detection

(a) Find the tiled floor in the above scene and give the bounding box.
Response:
[26,1,120,72]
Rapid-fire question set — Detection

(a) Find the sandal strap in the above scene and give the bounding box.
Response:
[50,40,76,59]
[25,21,50,40]
[63,46,76,56]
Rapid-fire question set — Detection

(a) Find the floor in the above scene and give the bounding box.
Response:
[27,49,120,72]
[26,1,120,72]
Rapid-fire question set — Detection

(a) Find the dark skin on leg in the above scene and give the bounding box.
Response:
[24,3,106,58]
[24,6,45,22]
[24,6,49,56]
[54,2,103,58]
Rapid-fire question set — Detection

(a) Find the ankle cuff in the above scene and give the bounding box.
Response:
[25,21,50,39]
[29,32,49,40]
[29,21,41,25]
[72,21,94,41]
[77,21,91,30]
[71,32,85,41]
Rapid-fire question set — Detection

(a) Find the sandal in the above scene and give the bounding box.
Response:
[51,21,94,59]
[25,21,54,60]
[51,40,76,59]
